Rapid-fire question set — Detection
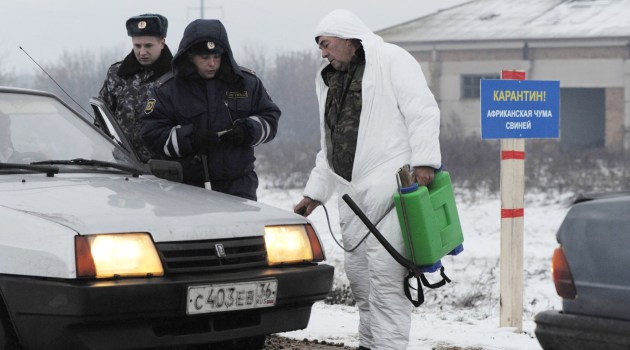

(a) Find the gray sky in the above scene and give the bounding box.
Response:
[1,0,467,74]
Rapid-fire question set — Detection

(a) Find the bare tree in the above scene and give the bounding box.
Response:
[254,50,323,187]
[0,52,17,86]
[30,46,124,120]
[265,50,321,144]
[237,44,269,78]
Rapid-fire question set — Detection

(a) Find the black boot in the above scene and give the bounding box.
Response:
[358,346,370,350]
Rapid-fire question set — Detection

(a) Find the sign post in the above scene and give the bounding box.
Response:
[480,70,560,331]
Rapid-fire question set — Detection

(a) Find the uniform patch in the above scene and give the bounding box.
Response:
[144,99,156,114]
[226,91,248,99]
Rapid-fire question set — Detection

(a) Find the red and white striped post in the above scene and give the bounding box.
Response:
[499,69,525,331]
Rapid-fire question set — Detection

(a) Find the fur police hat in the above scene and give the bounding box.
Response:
[126,14,168,38]
[188,40,225,55]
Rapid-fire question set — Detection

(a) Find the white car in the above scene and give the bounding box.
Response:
[0,86,333,350]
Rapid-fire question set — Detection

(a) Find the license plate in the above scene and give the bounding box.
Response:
[186,279,277,315]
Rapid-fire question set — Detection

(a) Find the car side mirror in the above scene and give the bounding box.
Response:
[148,159,183,183]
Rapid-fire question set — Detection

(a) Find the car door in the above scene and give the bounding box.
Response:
[90,97,183,182]
[90,97,136,158]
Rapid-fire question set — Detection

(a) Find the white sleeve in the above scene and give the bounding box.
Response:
[303,150,336,204]
[389,46,442,169]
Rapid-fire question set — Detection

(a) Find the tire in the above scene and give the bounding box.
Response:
[0,321,5,350]
[0,297,21,350]
[209,335,266,350]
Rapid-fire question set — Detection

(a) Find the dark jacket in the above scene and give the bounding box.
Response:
[140,20,280,186]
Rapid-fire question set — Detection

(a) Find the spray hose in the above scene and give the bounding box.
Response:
[321,203,394,253]
[341,194,450,307]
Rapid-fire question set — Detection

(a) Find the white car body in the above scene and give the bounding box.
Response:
[0,87,333,350]
[0,173,307,279]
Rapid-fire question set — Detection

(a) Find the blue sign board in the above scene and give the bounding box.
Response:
[480,79,560,139]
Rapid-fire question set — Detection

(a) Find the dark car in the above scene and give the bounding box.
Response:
[534,192,630,350]
[0,86,334,350]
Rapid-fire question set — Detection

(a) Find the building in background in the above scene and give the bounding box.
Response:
[378,0,630,150]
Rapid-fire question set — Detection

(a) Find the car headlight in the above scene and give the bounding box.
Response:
[264,224,325,266]
[75,233,164,278]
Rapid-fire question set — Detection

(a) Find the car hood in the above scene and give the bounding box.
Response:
[0,173,306,242]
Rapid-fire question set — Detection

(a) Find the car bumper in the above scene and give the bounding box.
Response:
[0,264,334,350]
[535,310,630,350]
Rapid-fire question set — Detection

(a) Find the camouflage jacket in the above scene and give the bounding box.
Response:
[322,50,366,182]
[99,46,172,162]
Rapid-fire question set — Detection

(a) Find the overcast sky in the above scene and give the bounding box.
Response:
[0,0,468,74]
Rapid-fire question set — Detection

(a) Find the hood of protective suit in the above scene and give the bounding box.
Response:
[314,9,381,47]
[172,19,243,81]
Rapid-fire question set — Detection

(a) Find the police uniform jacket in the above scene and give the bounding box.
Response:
[141,19,280,185]
[99,46,173,162]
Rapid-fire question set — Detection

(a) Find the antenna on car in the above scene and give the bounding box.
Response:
[19,46,94,118]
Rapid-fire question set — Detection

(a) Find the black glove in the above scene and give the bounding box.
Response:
[192,130,220,149]
[220,123,250,146]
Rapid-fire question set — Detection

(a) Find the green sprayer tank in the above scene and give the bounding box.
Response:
[393,171,464,270]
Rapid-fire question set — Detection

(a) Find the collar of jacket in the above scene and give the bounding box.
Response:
[117,45,173,79]
[321,46,365,86]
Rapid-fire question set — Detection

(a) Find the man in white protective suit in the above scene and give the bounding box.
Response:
[293,9,442,350]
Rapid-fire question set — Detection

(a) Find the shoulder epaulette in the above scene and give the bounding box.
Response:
[155,71,174,88]
[239,66,256,76]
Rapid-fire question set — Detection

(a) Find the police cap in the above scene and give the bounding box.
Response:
[126,13,168,38]
[188,40,225,56]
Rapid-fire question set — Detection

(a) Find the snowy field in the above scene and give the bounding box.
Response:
[257,181,575,349]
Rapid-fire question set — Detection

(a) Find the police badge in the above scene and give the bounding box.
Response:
[144,99,156,114]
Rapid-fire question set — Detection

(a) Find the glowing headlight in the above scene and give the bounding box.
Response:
[75,233,164,278]
[264,224,325,266]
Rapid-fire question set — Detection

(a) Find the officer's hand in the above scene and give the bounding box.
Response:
[193,130,220,149]
[220,123,249,146]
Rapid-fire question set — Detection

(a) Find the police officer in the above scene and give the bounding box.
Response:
[99,13,173,163]
[140,19,281,201]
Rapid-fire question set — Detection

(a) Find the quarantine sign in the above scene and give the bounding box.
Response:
[480,79,560,139]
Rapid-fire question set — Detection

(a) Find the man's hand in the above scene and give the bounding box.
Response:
[192,130,220,149]
[293,196,321,217]
[413,166,435,187]
[220,123,249,145]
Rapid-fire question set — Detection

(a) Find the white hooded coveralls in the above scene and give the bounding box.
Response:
[304,9,441,350]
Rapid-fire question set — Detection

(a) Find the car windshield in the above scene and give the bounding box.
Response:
[0,91,136,168]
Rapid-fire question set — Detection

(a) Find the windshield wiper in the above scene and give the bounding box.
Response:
[31,158,143,176]
[0,162,59,177]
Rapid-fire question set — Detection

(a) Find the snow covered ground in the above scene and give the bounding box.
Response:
[257,182,575,349]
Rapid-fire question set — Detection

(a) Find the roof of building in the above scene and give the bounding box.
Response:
[377,0,630,43]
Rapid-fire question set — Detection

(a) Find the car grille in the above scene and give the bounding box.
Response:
[155,236,267,274]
